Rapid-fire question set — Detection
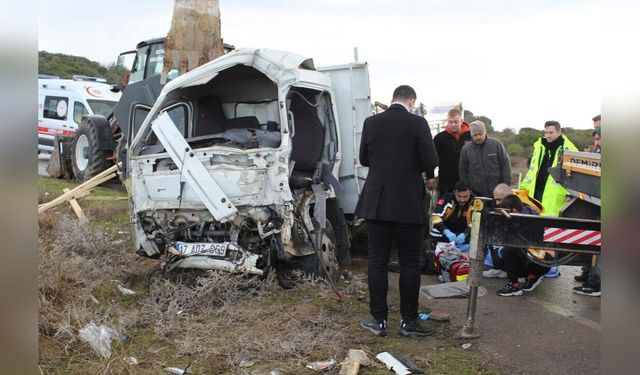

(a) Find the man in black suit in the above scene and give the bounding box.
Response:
[355,85,437,337]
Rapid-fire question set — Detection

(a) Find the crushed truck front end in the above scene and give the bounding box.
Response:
[126,49,344,278]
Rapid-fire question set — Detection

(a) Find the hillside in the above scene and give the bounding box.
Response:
[38,51,127,85]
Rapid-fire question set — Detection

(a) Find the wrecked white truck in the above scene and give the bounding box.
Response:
[124,49,372,281]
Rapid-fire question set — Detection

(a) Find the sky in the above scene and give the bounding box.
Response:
[38,0,601,131]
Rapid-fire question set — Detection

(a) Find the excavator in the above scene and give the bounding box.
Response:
[48,0,230,182]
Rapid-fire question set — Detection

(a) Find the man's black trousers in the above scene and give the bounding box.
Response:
[503,247,550,283]
[366,220,423,322]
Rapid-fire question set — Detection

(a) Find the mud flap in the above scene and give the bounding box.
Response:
[321,163,342,199]
[311,183,327,229]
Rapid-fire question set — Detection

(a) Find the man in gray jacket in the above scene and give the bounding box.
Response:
[458,120,511,197]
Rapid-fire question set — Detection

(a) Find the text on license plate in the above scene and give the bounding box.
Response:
[175,242,229,257]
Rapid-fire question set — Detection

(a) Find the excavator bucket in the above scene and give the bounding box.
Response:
[162,0,225,84]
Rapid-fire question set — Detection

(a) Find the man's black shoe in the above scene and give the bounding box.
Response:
[574,274,589,283]
[398,318,433,337]
[573,284,601,297]
[360,316,387,336]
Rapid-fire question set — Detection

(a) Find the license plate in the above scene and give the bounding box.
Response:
[175,241,229,257]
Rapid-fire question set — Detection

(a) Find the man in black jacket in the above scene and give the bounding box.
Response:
[355,85,437,337]
[430,108,471,196]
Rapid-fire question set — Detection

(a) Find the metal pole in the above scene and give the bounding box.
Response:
[460,198,490,339]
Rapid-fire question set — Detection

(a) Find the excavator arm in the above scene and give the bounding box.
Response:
[162,0,225,84]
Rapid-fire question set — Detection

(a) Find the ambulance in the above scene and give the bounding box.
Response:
[37,75,121,152]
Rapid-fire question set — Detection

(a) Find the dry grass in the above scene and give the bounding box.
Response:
[37,212,368,374]
[38,178,496,374]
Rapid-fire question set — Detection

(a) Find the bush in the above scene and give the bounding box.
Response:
[507,143,525,158]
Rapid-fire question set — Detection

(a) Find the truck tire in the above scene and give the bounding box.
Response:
[71,116,114,182]
[326,198,351,266]
[289,220,340,282]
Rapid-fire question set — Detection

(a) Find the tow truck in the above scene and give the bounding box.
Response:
[461,149,601,337]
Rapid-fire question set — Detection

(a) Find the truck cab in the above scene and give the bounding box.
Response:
[126,48,371,279]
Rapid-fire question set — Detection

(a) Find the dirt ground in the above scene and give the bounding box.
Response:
[38,177,497,374]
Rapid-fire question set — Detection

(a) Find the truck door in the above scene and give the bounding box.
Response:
[316,63,372,215]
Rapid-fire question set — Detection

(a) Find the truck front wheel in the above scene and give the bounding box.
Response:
[71,116,114,182]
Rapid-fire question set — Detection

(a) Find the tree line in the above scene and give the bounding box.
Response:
[464,110,595,159]
[39,51,127,85]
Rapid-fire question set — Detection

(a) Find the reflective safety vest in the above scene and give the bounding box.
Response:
[513,189,543,214]
[519,135,578,216]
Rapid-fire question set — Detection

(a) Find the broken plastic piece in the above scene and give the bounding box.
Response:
[165,368,186,374]
[462,343,472,349]
[117,285,136,295]
[306,358,337,371]
[239,360,255,368]
[376,352,423,375]
[126,356,139,365]
[78,322,120,358]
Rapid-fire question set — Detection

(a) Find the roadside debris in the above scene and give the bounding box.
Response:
[164,368,185,374]
[339,349,372,375]
[306,358,337,371]
[376,352,423,375]
[117,284,137,296]
[238,360,254,368]
[165,362,191,374]
[88,294,100,305]
[38,163,119,215]
[462,343,473,349]
[125,356,139,365]
[427,311,452,322]
[78,322,121,358]
[421,281,487,299]
[62,187,88,222]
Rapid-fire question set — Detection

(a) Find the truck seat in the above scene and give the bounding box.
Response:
[289,92,324,180]
[225,116,260,130]
[194,95,226,136]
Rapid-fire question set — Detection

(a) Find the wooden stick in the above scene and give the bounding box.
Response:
[38,173,115,213]
[83,196,128,201]
[38,189,92,210]
[38,163,120,214]
[73,173,117,195]
[63,188,88,223]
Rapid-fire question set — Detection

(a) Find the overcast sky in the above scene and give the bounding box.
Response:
[38,0,601,131]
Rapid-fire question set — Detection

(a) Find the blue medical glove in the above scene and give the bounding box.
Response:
[443,229,457,242]
[455,233,466,245]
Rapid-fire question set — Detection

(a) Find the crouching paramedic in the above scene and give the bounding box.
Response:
[495,194,551,297]
[429,181,474,245]
[483,183,545,279]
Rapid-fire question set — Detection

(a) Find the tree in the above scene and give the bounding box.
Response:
[38,51,127,85]
[463,110,475,124]
[507,143,525,158]
[516,127,542,150]
[463,110,494,133]
[563,127,594,151]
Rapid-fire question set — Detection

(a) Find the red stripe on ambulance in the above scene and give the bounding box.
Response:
[38,126,75,136]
